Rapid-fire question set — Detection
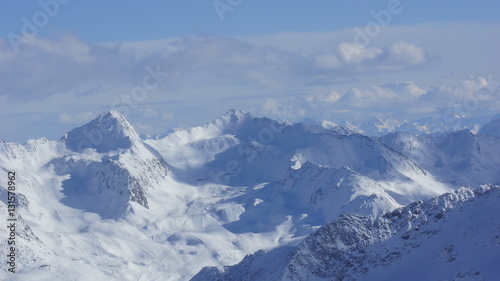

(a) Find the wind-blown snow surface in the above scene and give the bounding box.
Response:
[192,185,500,281]
[0,110,499,280]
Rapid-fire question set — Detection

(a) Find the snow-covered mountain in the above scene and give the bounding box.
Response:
[0,109,499,280]
[193,185,500,281]
[380,129,500,187]
[280,162,401,219]
[54,111,171,218]
[147,110,450,200]
[319,114,498,136]
[478,115,500,137]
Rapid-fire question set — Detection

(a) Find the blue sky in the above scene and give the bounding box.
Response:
[1,1,499,142]
[2,1,499,42]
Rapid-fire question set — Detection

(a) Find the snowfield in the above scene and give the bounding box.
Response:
[193,185,500,281]
[0,110,499,280]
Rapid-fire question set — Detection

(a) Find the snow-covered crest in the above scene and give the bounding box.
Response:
[0,110,499,280]
[61,111,142,153]
[193,185,500,281]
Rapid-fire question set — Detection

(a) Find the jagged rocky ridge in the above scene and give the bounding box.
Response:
[192,185,500,281]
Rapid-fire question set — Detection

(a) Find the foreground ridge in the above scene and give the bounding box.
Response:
[192,185,500,281]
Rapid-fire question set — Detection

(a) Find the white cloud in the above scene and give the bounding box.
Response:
[339,86,399,108]
[0,34,436,103]
[313,53,342,69]
[337,42,383,64]
[310,41,431,73]
[162,112,175,119]
[405,82,427,97]
[262,98,306,119]
[323,91,342,102]
[304,91,342,104]
[258,76,499,125]
[139,107,159,118]
[385,41,427,65]
[1,22,499,142]
[423,76,491,103]
[380,82,427,97]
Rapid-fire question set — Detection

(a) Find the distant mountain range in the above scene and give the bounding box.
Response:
[304,113,500,137]
[0,110,499,280]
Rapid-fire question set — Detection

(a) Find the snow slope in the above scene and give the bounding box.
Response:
[280,162,401,219]
[380,130,500,186]
[193,185,500,281]
[0,110,499,280]
[56,111,170,218]
[148,110,450,199]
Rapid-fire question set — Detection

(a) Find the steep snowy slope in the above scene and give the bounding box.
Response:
[203,161,401,240]
[280,162,401,220]
[145,110,453,245]
[192,185,500,281]
[56,111,170,218]
[0,110,498,280]
[0,112,176,279]
[0,111,300,279]
[148,110,450,202]
[62,111,144,153]
[380,130,500,186]
[146,109,288,183]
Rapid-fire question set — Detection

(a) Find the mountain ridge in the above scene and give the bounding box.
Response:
[61,111,143,153]
[0,110,499,280]
[192,185,500,281]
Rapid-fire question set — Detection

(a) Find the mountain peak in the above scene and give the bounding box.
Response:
[220,109,252,123]
[478,116,500,137]
[61,111,142,152]
[204,109,255,132]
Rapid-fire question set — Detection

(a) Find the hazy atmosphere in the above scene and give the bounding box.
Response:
[2,0,499,142]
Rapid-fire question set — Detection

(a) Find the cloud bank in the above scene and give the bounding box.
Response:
[1,22,499,141]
